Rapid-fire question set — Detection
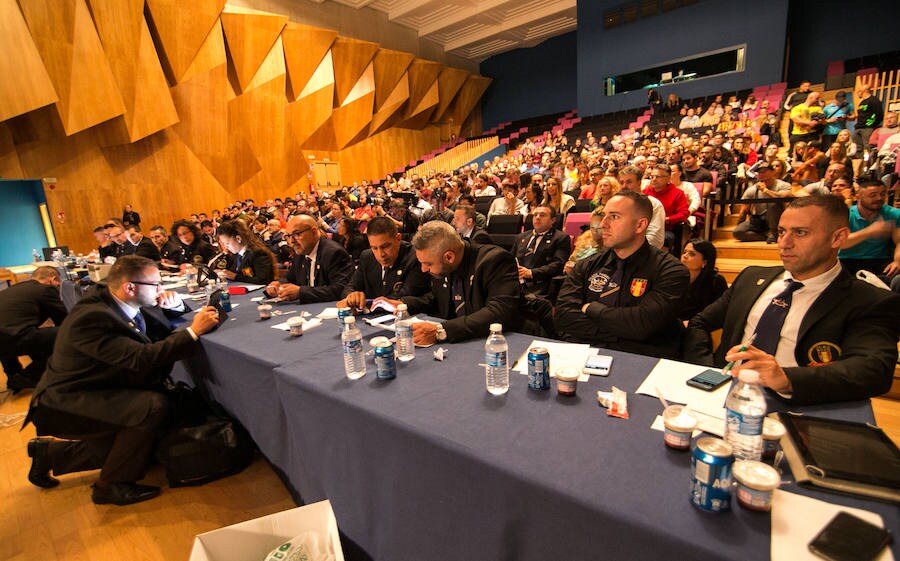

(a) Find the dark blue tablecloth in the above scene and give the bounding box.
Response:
[170,293,898,560]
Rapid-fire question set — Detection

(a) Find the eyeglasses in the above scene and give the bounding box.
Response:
[130,280,163,289]
[287,228,313,239]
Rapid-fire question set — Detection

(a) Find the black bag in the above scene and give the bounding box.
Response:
[155,416,255,487]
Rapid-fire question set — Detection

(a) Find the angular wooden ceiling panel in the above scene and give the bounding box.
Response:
[282,22,337,102]
[372,49,414,112]
[244,35,286,93]
[19,0,126,135]
[0,123,24,178]
[221,6,287,93]
[432,67,470,123]
[0,0,58,123]
[333,91,375,149]
[298,50,334,100]
[179,19,227,84]
[403,59,443,120]
[87,0,178,144]
[447,75,492,126]
[145,0,225,84]
[399,79,439,129]
[291,85,336,149]
[369,74,409,135]
[330,37,379,106]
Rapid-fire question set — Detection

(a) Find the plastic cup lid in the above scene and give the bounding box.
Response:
[733,460,781,491]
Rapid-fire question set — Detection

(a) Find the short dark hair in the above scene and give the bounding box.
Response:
[200,220,213,228]
[107,255,157,288]
[786,195,850,229]
[455,204,476,221]
[366,216,398,237]
[150,225,167,235]
[534,205,557,218]
[126,224,142,233]
[610,190,653,221]
[32,266,60,282]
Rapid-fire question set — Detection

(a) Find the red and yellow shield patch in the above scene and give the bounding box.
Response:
[630,278,648,297]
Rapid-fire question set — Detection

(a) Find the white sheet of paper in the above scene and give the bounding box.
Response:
[636,358,730,420]
[364,314,396,326]
[271,318,322,332]
[250,296,264,302]
[317,307,339,319]
[370,300,396,313]
[512,340,592,382]
[770,489,893,561]
[237,283,265,292]
[162,281,186,290]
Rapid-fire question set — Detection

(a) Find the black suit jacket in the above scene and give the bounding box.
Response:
[402,242,523,342]
[512,228,571,295]
[231,247,275,285]
[129,237,161,260]
[463,227,493,245]
[28,287,195,435]
[685,266,900,404]
[285,237,354,303]
[172,239,216,265]
[0,280,67,340]
[342,241,430,300]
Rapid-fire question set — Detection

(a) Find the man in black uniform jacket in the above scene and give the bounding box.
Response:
[125,225,161,260]
[555,191,690,359]
[0,266,66,391]
[684,196,900,405]
[395,221,523,344]
[149,225,182,265]
[266,214,354,303]
[337,216,429,310]
[512,205,571,297]
[24,256,220,505]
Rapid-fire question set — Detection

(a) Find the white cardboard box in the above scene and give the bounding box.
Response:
[188,500,345,561]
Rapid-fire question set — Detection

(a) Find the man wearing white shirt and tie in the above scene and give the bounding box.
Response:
[512,206,570,297]
[685,196,900,405]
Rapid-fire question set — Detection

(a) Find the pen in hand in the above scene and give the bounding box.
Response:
[722,332,757,376]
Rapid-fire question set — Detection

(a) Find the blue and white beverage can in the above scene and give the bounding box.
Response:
[527,347,550,390]
[219,290,232,312]
[337,307,352,333]
[373,337,397,380]
[690,437,734,512]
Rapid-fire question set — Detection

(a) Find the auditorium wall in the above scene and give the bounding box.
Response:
[0,0,490,254]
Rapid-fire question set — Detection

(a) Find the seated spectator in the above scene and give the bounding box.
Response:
[333,217,370,262]
[0,266,66,392]
[733,162,792,243]
[554,191,689,359]
[578,167,603,200]
[488,181,524,218]
[199,220,218,248]
[618,165,665,248]
[262,219,292,263]
[800,162,848,196]
[591,176,619,211]
[520,182,544,216]
[838,180,900,279]
[214,219,276,285]
[699,103,721,127]
[564,207,604,274]
[685,196,900,405]
[473,174,497,197]
[124,225,160,261]
[791,141,826,184]
[679,239,727,322]
[642,164,690,248]
[670,163,701,229]
[679,109,701,130]
[170,220,216,265]
[453,204,492,244]
[868,111,899,152]
[512,206,571,297]
[266,215,355,303]
[542,177,575,228]
[24,256,219,503]
[833,128,858,159]
[148,225,181,265]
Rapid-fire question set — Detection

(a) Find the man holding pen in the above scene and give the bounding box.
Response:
[684,196,900,405]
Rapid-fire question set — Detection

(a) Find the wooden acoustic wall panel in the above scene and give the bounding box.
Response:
[220,6,287,94]
[282,22,337,102]
[87,0,178,145]
[338,125,441,185]
[333,62,375,149]
[145,0,225,84]
[432,67,470,123]
[372,49,414,112]
[446,75,492,128]
[400,80,440,130]
[0,0,58,123]
[330,37,379,107]
[369,73,409,136]
[0,123,24,178]
[19,0,125,136]
[398,59,442,128]
[169,21,260,191]
[289,51,335,148]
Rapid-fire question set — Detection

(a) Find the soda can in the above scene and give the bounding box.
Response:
[373,338,396,380]
[690,437,734,513]
[337,307,352,333]
[219,290,232,312]
[527,347,550,390]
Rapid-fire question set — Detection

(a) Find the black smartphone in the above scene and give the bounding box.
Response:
[686,369,731,392]
[809,512,893,561]
[205,288,228,326]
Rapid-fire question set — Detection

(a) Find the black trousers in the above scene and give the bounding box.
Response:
[0,327,58,379]
[41,392,169,485]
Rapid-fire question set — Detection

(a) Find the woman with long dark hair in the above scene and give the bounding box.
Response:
[679,238,727,322]
[170,219,216,265]
[215,219,277,285]
[334,217,369,263]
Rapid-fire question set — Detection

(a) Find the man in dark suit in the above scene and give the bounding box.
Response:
[0,266,66,392]
[685,196,900,405]
[24,255,220,505]
[105,224,132,258]
[392,221,522,344]
[266,214,354,303]
[149,225,182,265]
[554,191,690,359]
[125,225,161,260]
[512,205,571,297]
[453,204,492,244]
[337,217,429,310]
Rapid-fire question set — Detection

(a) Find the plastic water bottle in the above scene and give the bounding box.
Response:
[484,323,509,395]
[394,304,415,362]
[724,369,766,461]
[32,248,40,262]
[342,317,366,380]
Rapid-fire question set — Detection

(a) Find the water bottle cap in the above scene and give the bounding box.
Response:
[345,316,356,325]
[738,369,760,384]
[490,323,502,332]
[397,303,408,312]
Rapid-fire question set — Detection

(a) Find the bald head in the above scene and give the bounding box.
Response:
[286,214,320,255]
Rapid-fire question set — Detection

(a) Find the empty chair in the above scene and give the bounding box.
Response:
[573,198,592,213]
[485,214,523,235]
[562,212,592,241]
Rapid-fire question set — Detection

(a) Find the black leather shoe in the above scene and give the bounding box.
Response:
[92,482,160,506]
[27,438,59,488]
[7,373,38,393]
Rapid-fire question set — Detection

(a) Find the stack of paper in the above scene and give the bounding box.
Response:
[636,359,730,435]
[512,340,596,383]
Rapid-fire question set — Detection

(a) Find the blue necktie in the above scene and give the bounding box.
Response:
[133,312,146,334]
[753,279,804,355]
[233,253,242,272]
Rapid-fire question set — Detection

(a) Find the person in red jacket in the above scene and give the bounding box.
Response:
[642,164,690,250]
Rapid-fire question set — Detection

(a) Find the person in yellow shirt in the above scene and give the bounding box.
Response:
[789,91,823,149]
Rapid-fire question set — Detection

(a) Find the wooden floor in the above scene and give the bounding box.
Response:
[0,382,296,561]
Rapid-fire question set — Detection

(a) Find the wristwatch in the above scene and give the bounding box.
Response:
[435,325,447,342]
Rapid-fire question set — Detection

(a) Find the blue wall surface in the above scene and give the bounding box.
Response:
[0,180,49,267]
[480,32,577,130]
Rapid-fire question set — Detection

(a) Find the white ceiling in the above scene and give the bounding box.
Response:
[312,0,577,61]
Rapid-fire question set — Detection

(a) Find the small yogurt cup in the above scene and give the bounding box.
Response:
[258,304,273,319]
[555,367,579,396]
[287,317,304,336]
[733,460,781,512]
[663,405,698,450]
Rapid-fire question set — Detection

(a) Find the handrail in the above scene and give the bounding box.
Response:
[405,136,499,178]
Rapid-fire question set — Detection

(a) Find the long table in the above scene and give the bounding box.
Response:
[175,289,899,561]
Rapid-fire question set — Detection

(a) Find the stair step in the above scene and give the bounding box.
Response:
[714,239,781,260]
[717,257,782,284]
